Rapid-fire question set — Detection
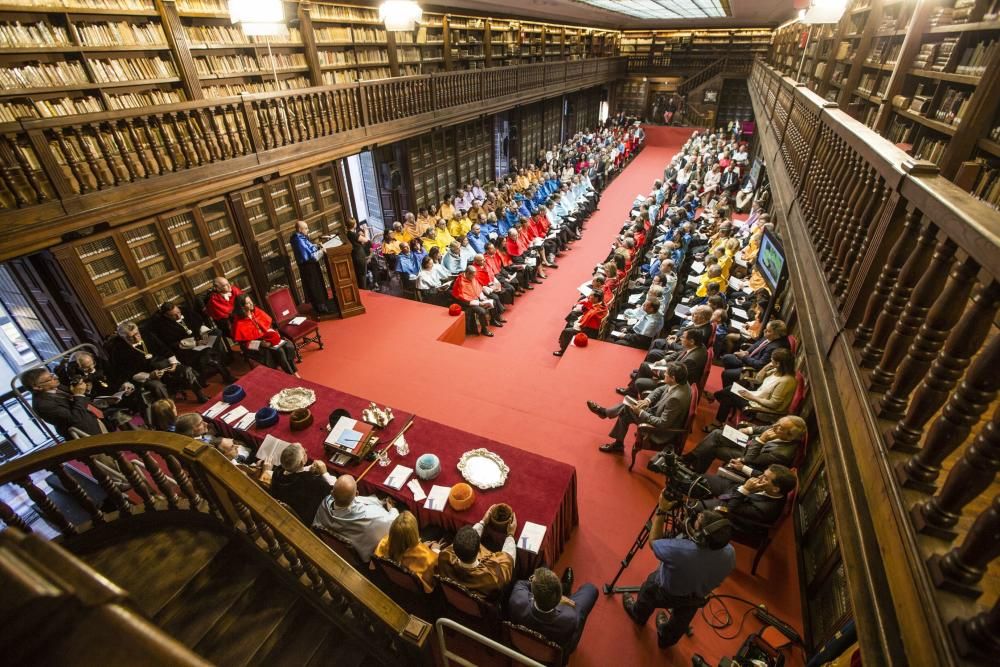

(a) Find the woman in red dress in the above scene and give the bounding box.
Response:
[232,295,299,377]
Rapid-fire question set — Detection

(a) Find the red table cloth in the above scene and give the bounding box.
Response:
[203,366,578,571]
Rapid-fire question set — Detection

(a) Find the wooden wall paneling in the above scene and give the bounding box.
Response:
[297,2,323,87]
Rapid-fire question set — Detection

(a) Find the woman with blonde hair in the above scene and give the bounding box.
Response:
[150,398,177,431]
[374,510,439,593]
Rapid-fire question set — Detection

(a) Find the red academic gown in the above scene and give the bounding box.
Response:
[232,307,275,344]
[451,274,484,305]
[204,285,244,321]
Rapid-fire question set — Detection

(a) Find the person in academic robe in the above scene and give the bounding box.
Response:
[203,277,243,337]
[437,511,516,601]
[344,218,371,291]
[24,366,103,439]
[107,322,208,403]
[147,301,235,384]
[374,510,440,593]
[472,254,515,306]
[290,220,337,312]
[554,291,607,357]
[269,442,334,523]
[451,265,503,336]
[231,294,299,377]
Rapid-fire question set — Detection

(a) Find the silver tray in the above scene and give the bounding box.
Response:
[457,448,509,490]
[269,387,317,412]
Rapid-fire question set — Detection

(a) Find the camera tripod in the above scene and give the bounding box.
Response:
[603,500,688,595]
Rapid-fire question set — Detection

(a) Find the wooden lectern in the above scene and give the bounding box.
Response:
[322,234,366,318]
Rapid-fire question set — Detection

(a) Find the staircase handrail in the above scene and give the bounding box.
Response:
[0,431,433,664]
[678,56,728,96]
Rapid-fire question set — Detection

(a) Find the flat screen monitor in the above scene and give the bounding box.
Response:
[747,157,764,190]
[755,227,786,293]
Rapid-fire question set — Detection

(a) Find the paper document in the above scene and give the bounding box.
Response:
[322,236,344,248]
[235,412,256,430]
[623,395,638,408]
[289,316,307,326]
[728,276,744,291]
[424,485,451,511]
[674,304,691,318]
[722,424,750,447]
[691,261,705,274]
[735,256,748,268]
[518,521,547,553]
[248,340,261,351]
[730,381,752,397]
[578,281,593,297]
[731,307,749,321]
[731,320,747,334]
[687,275,700,286]
[384,465,413,490]
[221,405,249,425]
[256,434,293,466]
[610,330,626,338]
[203,401,228,418]
[193,335,218,352]
[407,479,427,502]
[326,417,363,451]
[628,293,642,304]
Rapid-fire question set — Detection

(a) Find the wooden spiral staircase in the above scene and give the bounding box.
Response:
[0,432,433,666]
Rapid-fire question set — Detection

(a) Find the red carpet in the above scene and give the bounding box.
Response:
[293,126,804,666]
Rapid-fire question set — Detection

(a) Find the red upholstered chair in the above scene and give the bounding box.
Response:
[729,488,796,575]
[435,575,501,636]
[630,384,699,472]
[697,347,714,399]
[265,286,323,362]
[787,334,799,356]
[315,526,369,577]
[371,554,431,614]
[737,371,808,426]
[503,621,564,667]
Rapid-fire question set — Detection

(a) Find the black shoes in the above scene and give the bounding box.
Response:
[622,593,642,625]
[482,330,495,337]
[599,442,624,454]
[553,350,564,357]
[561,567,574,596]
[615,387,630,396]
[587,401,606,418]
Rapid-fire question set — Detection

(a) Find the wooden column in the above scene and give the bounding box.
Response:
[157,0,202,101]
[926,494,1000,598]
[298,2,323,87]
[949,597,1000,660]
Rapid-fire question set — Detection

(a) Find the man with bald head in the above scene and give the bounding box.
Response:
[675,415,807,475]
[312,474,398,562]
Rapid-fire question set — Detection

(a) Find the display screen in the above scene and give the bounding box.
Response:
[756,228,786,291]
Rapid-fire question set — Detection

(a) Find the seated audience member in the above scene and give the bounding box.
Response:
[147,301,235,384]
[57,349,142,425]
[395,242,422,279]
[442,241,468,275]
[174,413,252,463]
[705,348,796,430]
[452,265,503,336]
[437,505,517,600]
[719,319,790,388]
[231,295,299,377]
[107,322,208,403]
[472,253,515,306]
[622,504,735,648]
[554,291,607,357]
[416,256,452,305]
[588,362,691,454]
[269,442,334,522]
[374,510,440,593]
[700,464,798,529]
[150,398,177,431]
[24,366,103,438]
[615,299,663,349]
[683,415,806,475]
[646,305,714,362]
[508,566,597,657]
[203,277,243,336]
[313,474,398,563]
[624,328,708,395]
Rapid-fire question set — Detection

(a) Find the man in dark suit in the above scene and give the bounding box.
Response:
[645,305,714,363]
[57,350,144,426]
[107,322,208,403]
[146,301,235,384]
[589,362,692,454]
[682,415,806,474]
[507,567,597,657]
[622,328,708,396]
[700,464,797,529]
[720,319,790,387]
[269,443,334,522]
[24,367,103,439]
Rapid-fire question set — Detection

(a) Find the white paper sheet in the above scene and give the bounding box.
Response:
[691,261,705,274]
[628,293,642,304]
[384,465,413,491]
[517,521,547,553]
[730,381,752,397]
[731,307,749,321]
[256,434,293,466]
[289,316,307,326]
[235,412,257,431]
[221,405,249,425]
[407,479,427,502]
[423,485,451,512]
[202,401,228,418]
[722,424,750,447]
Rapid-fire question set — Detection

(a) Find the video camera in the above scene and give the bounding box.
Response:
[658,450,713,501]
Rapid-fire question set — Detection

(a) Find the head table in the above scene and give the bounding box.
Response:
[201,366,578,574]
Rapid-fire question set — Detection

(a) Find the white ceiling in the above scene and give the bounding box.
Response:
[427,0,797,29]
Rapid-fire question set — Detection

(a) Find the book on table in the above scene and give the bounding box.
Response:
[324,416,376,462]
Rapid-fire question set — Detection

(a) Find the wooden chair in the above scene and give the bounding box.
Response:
[314,526,369,576]
[729,489,796,575]
[737,371,808,425]
[435,575,501,636]
[503,621,564,667]
[371,554,431,613]
[264,286,323,362]
[630,384,699,472]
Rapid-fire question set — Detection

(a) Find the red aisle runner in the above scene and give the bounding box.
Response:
[202,366,578,571]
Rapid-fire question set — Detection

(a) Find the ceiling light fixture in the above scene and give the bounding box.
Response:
[228,0,287,37]
[380,0,423,32]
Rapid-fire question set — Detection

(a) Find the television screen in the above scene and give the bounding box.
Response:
[747,158,764,190]
[756,228,786,292]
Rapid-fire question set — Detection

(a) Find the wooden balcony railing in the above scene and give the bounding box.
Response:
[0,431,433,665]
[0,57,624,257]
[748,59,1000,667]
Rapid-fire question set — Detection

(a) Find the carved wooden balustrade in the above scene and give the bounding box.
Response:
[749,59,1000,667]
[0,431,432,664]
[0,57,624,258]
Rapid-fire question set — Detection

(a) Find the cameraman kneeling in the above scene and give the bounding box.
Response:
[623,500,735,648]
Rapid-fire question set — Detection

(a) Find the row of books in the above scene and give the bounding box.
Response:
[194,53,258,77]
[90,55,175,82]
[0,21,70,48]
[932,86,971,126]
[955,39,997,76]
[0,60,89,89]
[201,76,309,99]
[914,37,958,72]
[928,0,975,27]
[309,4,379,23]
[887,116,915,144]
[107,87,185,110]
[175,0,226,14]
[0,101,36,122]
[321,67,392,85]
[969,162,1000,209]
[183,24,303,47]
[76,20,166,47]
[259,52,307,71]
[914,135,947,164]
[36,94,101,116]
[12,0,152,9]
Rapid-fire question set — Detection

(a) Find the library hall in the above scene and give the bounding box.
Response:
[1,1,998,666]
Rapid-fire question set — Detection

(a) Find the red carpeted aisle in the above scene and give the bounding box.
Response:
[294,126,804,666]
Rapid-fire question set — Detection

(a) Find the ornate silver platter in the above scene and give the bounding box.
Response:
[457,448,509,490]
[269,387,317,412]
